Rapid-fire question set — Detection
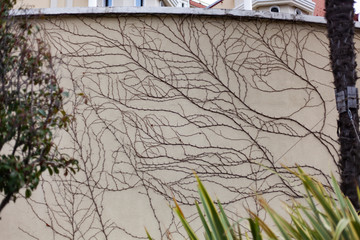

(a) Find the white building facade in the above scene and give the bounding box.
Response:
[234,0,315,15]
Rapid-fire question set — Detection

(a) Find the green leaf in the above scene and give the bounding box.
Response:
[333,219,349,240]
[217,200,235,240]
[249,218,262,240]
[145,228,153,240]
[173,197,198,240]
[25,189,31,198]
[174,205,199,240]
[196,201,214,240]
[48,167,53,176]
[196,174,227,240]
[38,109,46,117]
[249,211,277,239]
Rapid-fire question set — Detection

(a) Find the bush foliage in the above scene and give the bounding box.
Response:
[147,168,360,240]
[0,0,77,213]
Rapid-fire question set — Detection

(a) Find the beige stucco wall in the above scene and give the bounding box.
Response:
[73,0,89,7]
[57,0,66,7]
[15,0,50,8]
[14,0,167,8]
[15,0,79,8]
[0,9,354,240]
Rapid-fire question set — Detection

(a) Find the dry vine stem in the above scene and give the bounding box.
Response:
[4,13,351,239]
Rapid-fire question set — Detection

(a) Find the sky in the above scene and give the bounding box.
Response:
[356,1,360,13]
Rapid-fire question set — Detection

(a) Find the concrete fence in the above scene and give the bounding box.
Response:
[1,8,357,240]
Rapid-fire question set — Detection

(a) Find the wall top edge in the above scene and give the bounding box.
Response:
[10,7,360,28]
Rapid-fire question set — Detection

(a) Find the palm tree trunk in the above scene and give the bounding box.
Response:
[325,0,360,209]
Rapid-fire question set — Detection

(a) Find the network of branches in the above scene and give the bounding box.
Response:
[16,15,345,239]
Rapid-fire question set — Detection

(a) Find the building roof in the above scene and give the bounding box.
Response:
[206,0,223,8]
[190,0,207,8]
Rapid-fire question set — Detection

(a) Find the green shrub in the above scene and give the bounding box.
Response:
[147,168,360,239]
[0,0,78,214]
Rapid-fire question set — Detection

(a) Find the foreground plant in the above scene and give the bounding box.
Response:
[147,168,360,239]
[0,0,77,214]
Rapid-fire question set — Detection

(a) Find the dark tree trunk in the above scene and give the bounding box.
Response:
[0,193,12,214]
[326,0,360,209]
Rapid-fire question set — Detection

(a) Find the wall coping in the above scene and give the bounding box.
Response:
[9,7,360,28]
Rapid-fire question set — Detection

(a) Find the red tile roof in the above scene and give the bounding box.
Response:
[190,0,207,8]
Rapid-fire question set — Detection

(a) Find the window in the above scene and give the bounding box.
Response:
[135,0,144,6]
[294,8,302,15]
[182,2,185,7]
[270,6,280,13]
[104,0,113,6]
[160,0,165,6]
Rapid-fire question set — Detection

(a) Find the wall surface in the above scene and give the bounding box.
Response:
[15,0,50,8]
[73,0,89,7]
[0,8,358,240]
[14,0,163,8]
